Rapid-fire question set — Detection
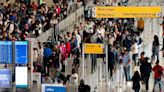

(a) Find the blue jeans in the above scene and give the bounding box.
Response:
[153,78,163,92]
[124,66,131,81]
[132,54,138,66]
[151,50,159,62]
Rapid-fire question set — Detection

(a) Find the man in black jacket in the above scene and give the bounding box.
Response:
[139,57,152,91]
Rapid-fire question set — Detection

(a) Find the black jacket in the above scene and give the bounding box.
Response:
[131,75,141,89]
[79,84,90,92]
[140,60,152,77]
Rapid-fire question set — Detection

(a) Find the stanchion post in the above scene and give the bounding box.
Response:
[82,44,85,79]
[30,41,34,91]
[105,45,108,91]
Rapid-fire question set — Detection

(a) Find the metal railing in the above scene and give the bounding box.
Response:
[57,6,84,36]
[35,28,54,42]
[35,6,84,43]
[107,65,127,92]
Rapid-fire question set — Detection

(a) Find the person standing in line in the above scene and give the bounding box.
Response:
[59,41,68,73]
[72,54,80,73]
[137,18,144,36]
[43,74,53,84]
[108,45,115,78]
[38,42,44,63]
[123,49,132,82]
[160,17,164,57]
[151,35,160,63]
[131,71,141,92]
[139,56,152,92]
[43,44,52,75]
[79,80,91,92]
[160,16,164,51]
[70,69,79,86]
[131,40,139,66]
[152,60,164,92]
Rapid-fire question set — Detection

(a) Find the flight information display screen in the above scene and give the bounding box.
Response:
[15,41,28,64]
[0,41,12,64]
[0,69,12,88]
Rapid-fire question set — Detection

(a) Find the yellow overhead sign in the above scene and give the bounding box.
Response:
[92,6,161,18]
[84,43,104,54]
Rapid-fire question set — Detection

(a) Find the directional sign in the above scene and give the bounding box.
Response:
[84,43,104,54]
[93,6,161,18]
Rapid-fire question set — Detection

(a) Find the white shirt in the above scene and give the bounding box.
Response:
[38,47,44,56]
[9,23,14,34]
[38,23,42,34]
[70,73,78,85]
[76,34,81,48]
[0,20,3,25]
[76,1,82,8]
[50,19,58,25]
[96,28,105,38]
[33,50,38,61]
[131,43,139,54]
[100,27,105,38]
[109,37,115,45]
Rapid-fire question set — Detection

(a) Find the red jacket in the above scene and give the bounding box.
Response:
[152,64,164,79]
[66,42,71,54]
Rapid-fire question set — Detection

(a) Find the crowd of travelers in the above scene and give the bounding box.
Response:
[1,0,164,92]
[33,6,164,92]
[0,0,83,41]
[24,0,164,91]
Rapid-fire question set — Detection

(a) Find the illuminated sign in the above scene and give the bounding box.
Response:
[42,84,66,92]
[84,43,104,54]
[15,41,28,64]
[0,41,12,64]
[0,69,12,88]
[15,67,28,88]
[92,6,161,18]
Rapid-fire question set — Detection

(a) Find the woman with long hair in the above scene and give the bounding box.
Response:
[151,35,160,63]
[131,71,141,92]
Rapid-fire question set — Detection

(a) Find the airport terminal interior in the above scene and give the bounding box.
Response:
[0,0,164,92]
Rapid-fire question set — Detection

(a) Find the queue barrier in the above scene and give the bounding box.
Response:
[33,72,41,91]
[107,64,132,92]
[84,62,103,92]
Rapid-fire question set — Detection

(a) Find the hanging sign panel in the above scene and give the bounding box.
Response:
[84,43,104,54]
[92,6,161,18]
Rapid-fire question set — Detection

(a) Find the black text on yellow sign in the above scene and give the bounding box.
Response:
[92,6,161,18]
[84,43,104,54]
